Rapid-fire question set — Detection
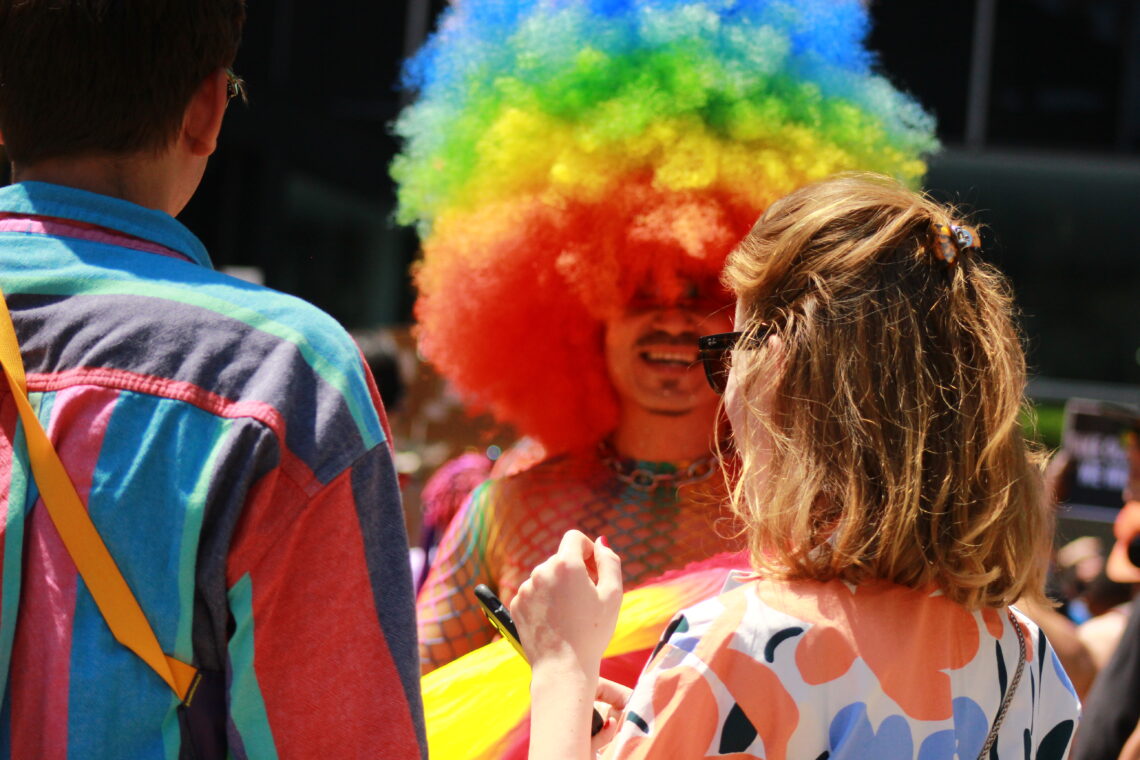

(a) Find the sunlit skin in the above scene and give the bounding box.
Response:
[723,300,751,435]
[725,299,779,484]
[8,67,230,216]
[603,298,733,462]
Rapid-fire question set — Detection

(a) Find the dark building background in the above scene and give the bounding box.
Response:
[178,0,446,328]
[871,0,1140,390]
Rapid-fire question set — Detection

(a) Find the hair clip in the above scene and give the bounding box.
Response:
[931,223,980,266]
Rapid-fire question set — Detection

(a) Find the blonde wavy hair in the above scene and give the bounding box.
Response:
[723,173,1049,609]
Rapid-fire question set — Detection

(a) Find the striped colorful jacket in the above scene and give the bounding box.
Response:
[0,182,426,758]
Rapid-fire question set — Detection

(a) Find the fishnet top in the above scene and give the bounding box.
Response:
[416,446,744,673]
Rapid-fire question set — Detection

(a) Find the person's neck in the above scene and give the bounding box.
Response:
[610,404,719,462]
[14,152,184,215]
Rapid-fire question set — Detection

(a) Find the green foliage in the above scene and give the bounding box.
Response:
[1022,401,1064,450]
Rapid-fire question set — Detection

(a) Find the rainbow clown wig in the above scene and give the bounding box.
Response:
[394,0,938,454]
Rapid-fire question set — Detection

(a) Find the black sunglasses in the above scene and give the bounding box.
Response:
[697,326,771,394]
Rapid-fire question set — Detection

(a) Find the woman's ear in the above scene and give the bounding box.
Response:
[181,68,228,157]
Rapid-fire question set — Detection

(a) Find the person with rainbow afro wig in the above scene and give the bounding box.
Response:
[395,0,938,679]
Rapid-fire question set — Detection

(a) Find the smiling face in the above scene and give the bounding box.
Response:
[603,300,734,418]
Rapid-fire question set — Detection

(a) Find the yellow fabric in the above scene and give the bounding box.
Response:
[0,286,196,700]
[422,560,737,758]
[423,640,530,758]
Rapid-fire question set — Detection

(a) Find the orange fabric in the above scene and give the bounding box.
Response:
[606,576,1078,759]
[706,648,798,760]
[619,665,720,759]
[795,622,857,683]
[757,579,978,721]
[613,587,799,760]
[982,606,1004,639]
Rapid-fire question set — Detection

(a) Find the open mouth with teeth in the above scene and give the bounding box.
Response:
[639,348,698,369]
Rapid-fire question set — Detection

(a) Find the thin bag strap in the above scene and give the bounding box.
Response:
[0,285,197,701]
[976,608,1027,759]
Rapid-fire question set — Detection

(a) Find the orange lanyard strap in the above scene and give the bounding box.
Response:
[0,285,197,701]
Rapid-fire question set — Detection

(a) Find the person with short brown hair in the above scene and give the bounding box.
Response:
[0,2,425,757]
[0,1,244,167]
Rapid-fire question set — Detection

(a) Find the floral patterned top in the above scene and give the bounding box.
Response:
[605,573,1080,760]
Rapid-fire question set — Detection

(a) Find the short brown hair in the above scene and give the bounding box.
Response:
[0,0,246,166]
[724,173,1050,609]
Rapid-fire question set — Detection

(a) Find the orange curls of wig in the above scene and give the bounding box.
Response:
[414,181,755,452]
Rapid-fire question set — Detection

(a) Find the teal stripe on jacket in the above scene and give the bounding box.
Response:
[66,394,232,758]
[228,573,278,759]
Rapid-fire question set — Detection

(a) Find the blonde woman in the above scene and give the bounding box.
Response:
[512,174,1081,759]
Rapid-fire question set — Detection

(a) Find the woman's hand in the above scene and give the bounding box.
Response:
[512,529,623,673]
[514,530,623,760]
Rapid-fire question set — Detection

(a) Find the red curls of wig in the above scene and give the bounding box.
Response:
[414,179,754,453]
